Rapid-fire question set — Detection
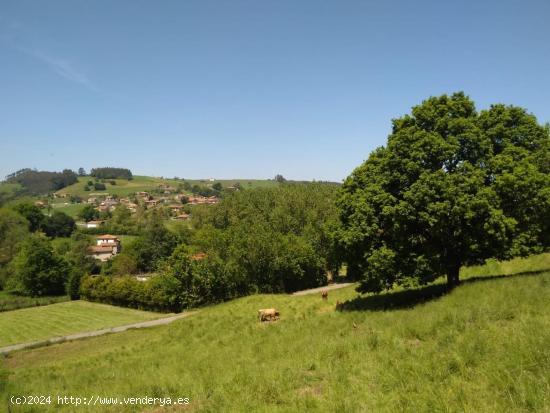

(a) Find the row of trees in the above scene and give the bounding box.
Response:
[5,168,78,195]
[90,167,133,180]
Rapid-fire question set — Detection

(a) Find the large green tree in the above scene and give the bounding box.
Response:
[334,93,550,291]
[7,234,70,296]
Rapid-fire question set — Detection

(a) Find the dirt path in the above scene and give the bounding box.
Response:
[0,312,194,355]
[292,282,355,296]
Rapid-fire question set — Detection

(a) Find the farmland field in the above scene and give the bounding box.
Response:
[0,301,167,347]
[1,254,549,412]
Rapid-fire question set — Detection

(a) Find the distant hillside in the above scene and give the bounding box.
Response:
[55,176,283,198]
[1,172,337,207]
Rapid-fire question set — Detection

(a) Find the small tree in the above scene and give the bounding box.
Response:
[78,167,86,176]
[334,93,550,291]
[78,204,100,222]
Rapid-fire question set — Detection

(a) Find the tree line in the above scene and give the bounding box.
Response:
[4,168,78,196]
[90,167,133,180]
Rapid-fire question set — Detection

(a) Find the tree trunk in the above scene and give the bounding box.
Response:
[446,264,460,289]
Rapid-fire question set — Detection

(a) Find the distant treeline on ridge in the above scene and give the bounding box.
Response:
[90,167,133,180]
[5,168,78,195]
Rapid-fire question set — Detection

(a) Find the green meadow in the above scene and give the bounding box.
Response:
[0,301,166,347]
[1,254,549,412]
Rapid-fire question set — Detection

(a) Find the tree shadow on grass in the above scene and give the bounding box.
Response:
[337,269,548,312]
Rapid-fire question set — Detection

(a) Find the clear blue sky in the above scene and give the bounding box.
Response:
[1,0,549,182]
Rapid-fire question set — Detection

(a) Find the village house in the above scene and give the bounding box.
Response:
[96,197,119,213]
[86,220,105,229]
[87,235,121,261]
[173,212,190,220]
[136,191,150,200]
[34,200,47,208]
[145,199,159,209]
[168,204,185,214]
[126,202,138,213]
[186,195,219,205]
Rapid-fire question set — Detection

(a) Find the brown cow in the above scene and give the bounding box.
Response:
[258,308,280,322]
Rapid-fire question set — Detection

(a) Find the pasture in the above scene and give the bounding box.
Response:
[0,301,166,347]
[1,254,549,412]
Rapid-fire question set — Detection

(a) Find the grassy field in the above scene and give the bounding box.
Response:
[49,201,86,218]
[0,301,167,347]
[0,291,69,313]
[1,254,549,412]
[54,176,181,198]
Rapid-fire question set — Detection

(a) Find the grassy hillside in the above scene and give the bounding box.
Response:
[2,255,549,412]
[0,301,167,347]
[56,176,279,199]
[55,176,182,198]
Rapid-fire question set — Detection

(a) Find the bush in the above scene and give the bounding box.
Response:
[94,182,106,191]
[80,275,179,312]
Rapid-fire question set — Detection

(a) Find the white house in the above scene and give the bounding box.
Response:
[87,235,121,261]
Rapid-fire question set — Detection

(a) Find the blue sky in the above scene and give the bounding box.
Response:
[1,0,549,182]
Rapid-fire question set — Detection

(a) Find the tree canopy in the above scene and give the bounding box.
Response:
[90,167,133,180]
[334,92,550,291]
[6,234,70,296]
[5,168,78,195]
